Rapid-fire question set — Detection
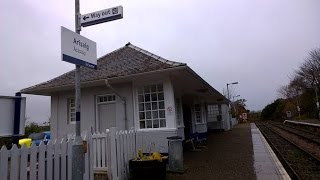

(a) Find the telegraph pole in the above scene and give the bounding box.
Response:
[72,0,84,179]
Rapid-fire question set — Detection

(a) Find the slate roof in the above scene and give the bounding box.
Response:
[21,43,186,93]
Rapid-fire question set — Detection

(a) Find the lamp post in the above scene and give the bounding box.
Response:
[227,82,238,100]
[233,95,240,120]
[226,82,238,129]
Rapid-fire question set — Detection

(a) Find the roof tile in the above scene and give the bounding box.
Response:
[21,43,186,93]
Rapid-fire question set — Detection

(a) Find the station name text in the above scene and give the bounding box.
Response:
[73,38,89,56]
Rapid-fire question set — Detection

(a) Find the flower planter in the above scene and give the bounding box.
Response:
[129,159,167,180]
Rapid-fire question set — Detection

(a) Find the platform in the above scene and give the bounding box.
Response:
[251,123,291,180]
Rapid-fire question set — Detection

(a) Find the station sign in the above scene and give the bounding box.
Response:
[81,6,123,27]
[0,96,26,137]
[61,26,97,69]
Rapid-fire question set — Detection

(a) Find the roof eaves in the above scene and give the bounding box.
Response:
[20,70,75,93]
[126,43,186,66]
[185,66,229,103]
[21,65,188,95]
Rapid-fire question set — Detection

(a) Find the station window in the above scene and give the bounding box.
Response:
[137,84,166,129]
[195,104,202,123]
[68,98,76,124]
[207,105,220,122]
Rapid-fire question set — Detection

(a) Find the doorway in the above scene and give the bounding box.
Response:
[96,94,116,132]
[183,104,192,139]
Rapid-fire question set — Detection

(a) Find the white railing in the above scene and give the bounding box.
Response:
[0,134,93,180]
[91,127,137,180]
[0,128,137,180]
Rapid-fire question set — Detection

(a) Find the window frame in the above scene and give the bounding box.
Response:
[207,104,220,122]
[67,98,76,124]
[96,94,116,105]
[136,83,166,129]
[194,103,203,124]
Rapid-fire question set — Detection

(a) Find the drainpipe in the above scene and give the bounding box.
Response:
[105,80,128,130]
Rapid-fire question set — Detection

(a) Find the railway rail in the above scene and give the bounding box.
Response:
[269,122,320,144]
[256,122,320,180]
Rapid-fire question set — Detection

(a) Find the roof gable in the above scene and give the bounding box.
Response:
[21,43,186,93]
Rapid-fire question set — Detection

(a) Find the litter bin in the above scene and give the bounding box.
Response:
[167,136,184,172]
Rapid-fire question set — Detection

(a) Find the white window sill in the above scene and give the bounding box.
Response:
[195,122,206,125]
[137,128,177,132]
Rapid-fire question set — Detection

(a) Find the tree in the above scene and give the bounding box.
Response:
[232,98,248,118]
[275,48,320,120]
[295,49,320,89]
[261,99,285,120]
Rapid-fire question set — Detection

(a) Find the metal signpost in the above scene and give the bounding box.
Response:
[60,1,123,179]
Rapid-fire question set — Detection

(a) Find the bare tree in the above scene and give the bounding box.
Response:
[295,48,320,89]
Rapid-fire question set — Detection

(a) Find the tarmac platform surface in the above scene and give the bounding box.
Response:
[168,123,290,180]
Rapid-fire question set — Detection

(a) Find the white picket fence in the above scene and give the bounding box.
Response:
[0,127,137,180]
[91,128,137,180]
[0,134,93,180]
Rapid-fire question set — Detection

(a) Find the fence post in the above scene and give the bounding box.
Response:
[0,146,9,178]
[9,145,20,180]
[88,131,94,180]
[60,139,68,180]
[67,138,73,180]
[109,127,119,180]
[38,142,46,180]
[20,145,29,180]
[30,143,38,179]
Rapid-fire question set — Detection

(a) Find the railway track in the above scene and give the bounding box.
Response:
[256,122,320,180]
[267,122,320,160]
[269,121,320,144]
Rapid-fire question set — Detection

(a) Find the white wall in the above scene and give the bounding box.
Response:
[131,75,180,152]
[50,83,134,140]
[136,129,177,153]
[51,73,180,151]
[221,104,231,131]
[132,75,177,130]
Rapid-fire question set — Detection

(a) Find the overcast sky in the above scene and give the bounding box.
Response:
[1,0,320,123]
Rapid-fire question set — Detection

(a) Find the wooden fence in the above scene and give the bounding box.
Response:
[0,128,137,180]
[91,128,137,180]
[0,133,93,180]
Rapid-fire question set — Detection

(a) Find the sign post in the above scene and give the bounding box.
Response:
[72,1,84,179]
[65,1,123,179]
